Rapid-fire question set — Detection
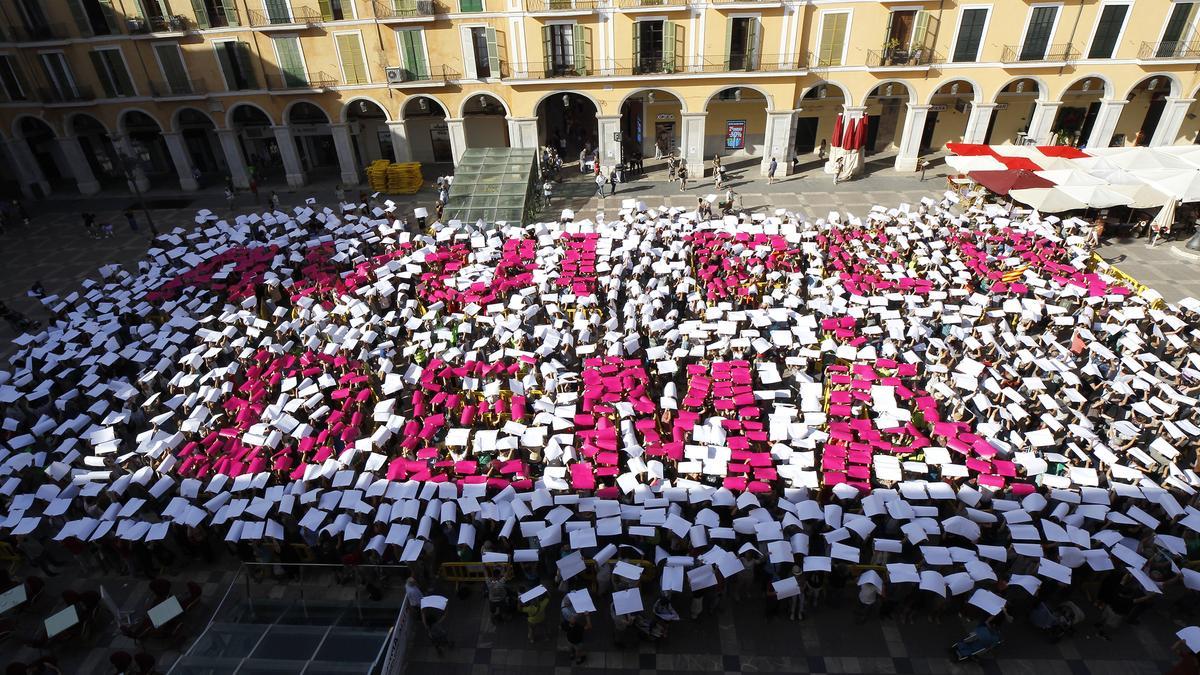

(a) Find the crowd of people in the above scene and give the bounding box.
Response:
[0,189,1199,667]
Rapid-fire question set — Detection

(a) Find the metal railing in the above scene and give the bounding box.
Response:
[1139,40,1200,59]
[506,54,805,77]
[267,71,338,89]
[387,64,460,83]
[147,78,206,96]
[685,52,805,72]
[506,60,593,78]
[37,85,95,103]
[6,23,69,41]
[865,47,939,67]
[373,0,443,18]
[126,15,192,33]
[617,0,687,7]
[1001,43,1075,63]
[525,0,599,9]
[247,6,321,26]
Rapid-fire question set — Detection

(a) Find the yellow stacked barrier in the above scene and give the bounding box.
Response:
[365,160,391,192]
[388,162,423,194]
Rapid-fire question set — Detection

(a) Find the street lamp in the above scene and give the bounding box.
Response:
[118,150,158,236]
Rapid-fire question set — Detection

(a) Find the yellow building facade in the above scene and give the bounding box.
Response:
[1,0,1199,196]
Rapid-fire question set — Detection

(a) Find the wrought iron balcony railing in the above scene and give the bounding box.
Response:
[1001,43,1075,63]
[372,0,443,18]
[1139,40,1200,59]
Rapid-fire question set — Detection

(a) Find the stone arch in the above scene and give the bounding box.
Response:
[703,84,775,112]
[117,108,165,135]
[1058,74,1114,101]
[990,76,1047,103]
[225,102,276,130]
[862,80,916,106]
[529,89,605,117]
[617,87,690,114]
[925,78,982,105]
[400,94,450,120]
[283,99,333,125]
[799,80,850,105]
[12,115,60,139]
[65,112,109,136]
[171,106,218,133]
[341,97,392,123]
[458,92,511,118]
[1122,73,1181,100]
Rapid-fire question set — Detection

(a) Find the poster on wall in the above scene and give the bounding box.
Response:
[725,120,746,150]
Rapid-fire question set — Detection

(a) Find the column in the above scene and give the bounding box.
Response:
[680,112,707,179]
[161,132,199,191]
[110,134,151,193]
[963,103,998,145]
[1085,99,1128,149]
[506,116,539,149]
[445,117,467,166]
[7,138,50,199]
[388,121,412,163]
[1150,97,1196,146]
[1026,100,1063,146]
[330,124,360,186]
[271,126,306,188]
[57,136,100,195]
[825,105,865,175]
[761,109,800,176]
[216,129,250,189]
[894,104,931,172]
[596,114,621,169]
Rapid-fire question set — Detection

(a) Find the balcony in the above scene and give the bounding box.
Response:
[36,85,95,104]
[5,23,69,42]
[711,0,782,7]
[247,7,321,27]
[267,71,338,91]
[384,64,459,85]
[503,61,591,78]
[147,78,207,97]
[505,54,805,79]
[1139,40,1200,60]
[1001,43,1075,64]
[865,46,939,69]
[617,0,688,11]
[685,53,805,73]
[126,15,193,33]
[373,0,443,20]
[524,0,598,12]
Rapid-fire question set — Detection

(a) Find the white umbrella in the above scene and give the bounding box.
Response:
[991,145,1047,159]
[1086,167,1143,185]
[946,155,1006,173]
[1108,183,1172,209]
[1071,156,1120,171]
[1009,187,1089,212]
[1151,198,1177,231]
[1104,148,1193,170]
[1034,169,1106,186]
[1129,168,1200,202]
[1057,184,1136,208]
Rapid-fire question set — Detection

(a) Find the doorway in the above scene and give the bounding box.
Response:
[430,123,452,162]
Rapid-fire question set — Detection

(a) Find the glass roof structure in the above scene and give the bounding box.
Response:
[445,147,538,225]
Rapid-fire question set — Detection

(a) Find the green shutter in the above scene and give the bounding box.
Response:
[318,0,333,21]
[65,0,93,36]
[275,37,306,86]
[106,50,134,95]
[216,44,237,89]
[1020,6,1057,60]
[633,23,641,68]
[953,8,986,62]
[459,0,482,11]
[573,24,590,75]
[723,17,733,68]
[190,0,210,28]
[400,30,427,79]
[222,0,240,26]
[96,0,121,32]
[89,51,116,97]
[155,44,190,93]
[393,0,416,12]
[913,11,929,49]
[819,12,846,66]
[235,41,257,87]
[663,21,676,71]
[746,18,759,69]
[543,25,553,74]
[485,26,500,75]
[1088,4,1128,58]
[336,33,367,84]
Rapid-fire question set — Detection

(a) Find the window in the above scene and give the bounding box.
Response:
[90,47,135,97]
[135,0,170,22]
[541,24,590,76]
[154,43,192,94]
[214,40,257,90]
[0,56,27,101]
[14,0,51,37]
[725,17,760,70]
[952,8,988,62]
[191,0,240,27]
[1159,2,1198,56]
[461,26,500,78]
[459,0,483,11]
[634,20,680,73]
[396,29,429,80]
[1019,6,1059,60]
[817,11,849,66]
[65,0,120,36]
[273,36,307,87]
[40,52,77,99]
[335,32,368,84]
[319,0,351,20]
[1088,4,1128,58]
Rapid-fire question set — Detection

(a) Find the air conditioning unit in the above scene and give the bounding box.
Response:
[385,67,406,84]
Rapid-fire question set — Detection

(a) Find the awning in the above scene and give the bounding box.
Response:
[1036,145,1090,159]
[966,170,1054,196]
[945,143,996,156]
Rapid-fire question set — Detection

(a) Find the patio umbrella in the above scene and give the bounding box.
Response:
[945,143,995,156]
[1057,184,1136,208]
[1036,145,1090,159]
[1109,183,1172,209]
[854,114,868,150]
[1085,167,1143,185]
[995,156,1043,171]
[831,113,843,149]
[1151,197,1177,231]
[967,170,1054,196]
[946,155,1007,173]
[1129,168,1200,202]
[1033,169,1107,187]
[1009,187,1089,212]
[1104,148,1193,170]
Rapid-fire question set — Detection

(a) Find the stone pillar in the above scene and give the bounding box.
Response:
[1150,97,1196,146]
[388,121,412,163]
[596,114,621,170]
[331,123,360,186]
[161,132,199,191]
[216,129,250,189]
[57,136,100,195]
[7,137,50,199]
[825,105,865,174]
[445,117,467,166]
[271,126,306,187]
[894,104,931,172]
[963,102,999,144]
[507,116,539,149]
[1085,99,1129,148]
[680,112,707,179]
[110,134,151,193]
[761,109,800,176]
[1026,100,1063,146]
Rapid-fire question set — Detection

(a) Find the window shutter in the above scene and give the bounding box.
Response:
[275,37,307,86]
[746,18,759,69]
[65,0,94,36]
[1020,6,1057,60]
[1088,4,1127,58]
[318,0,333,21]
[0,57,28,100]
[723,17,733,68]
[401,30,428,79]
[96,0,121,33]
[215,43,238,88]
[576,25,590,74]
[336,33,367,84]
[222,0,240,26]
[235,41,257,88]
[485,26,500,76]
[912,11,929,49]
[155,44,190,93]
[543,26,553,74]
[460,27,477,78]
[459,0,482,12]
[663,21,678,71]
[190,0,211,28]
[107,50,135,95]
[89,51,116,97]
[953,9,986,62]
[633,23,641,67]
[820,13,846,66]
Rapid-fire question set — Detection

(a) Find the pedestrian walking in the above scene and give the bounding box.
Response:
[595,171,607,197]
[768,156,778,185]
[678,164,688,191]
[519,589,549,643]
[608,167,618,196]
[225,187,235,211]
[81,212,97,239]
[818,139,828,160]
[335,184,346,203]
[249,177,259,202]
[542,180,553,209]
[565,613,590,664]
[124,209,138,232]
[270,191,281,210]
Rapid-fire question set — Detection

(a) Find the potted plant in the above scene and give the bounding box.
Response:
[883,38,901,65]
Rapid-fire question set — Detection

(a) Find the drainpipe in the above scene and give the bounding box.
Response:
[1062,0,1085,71]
